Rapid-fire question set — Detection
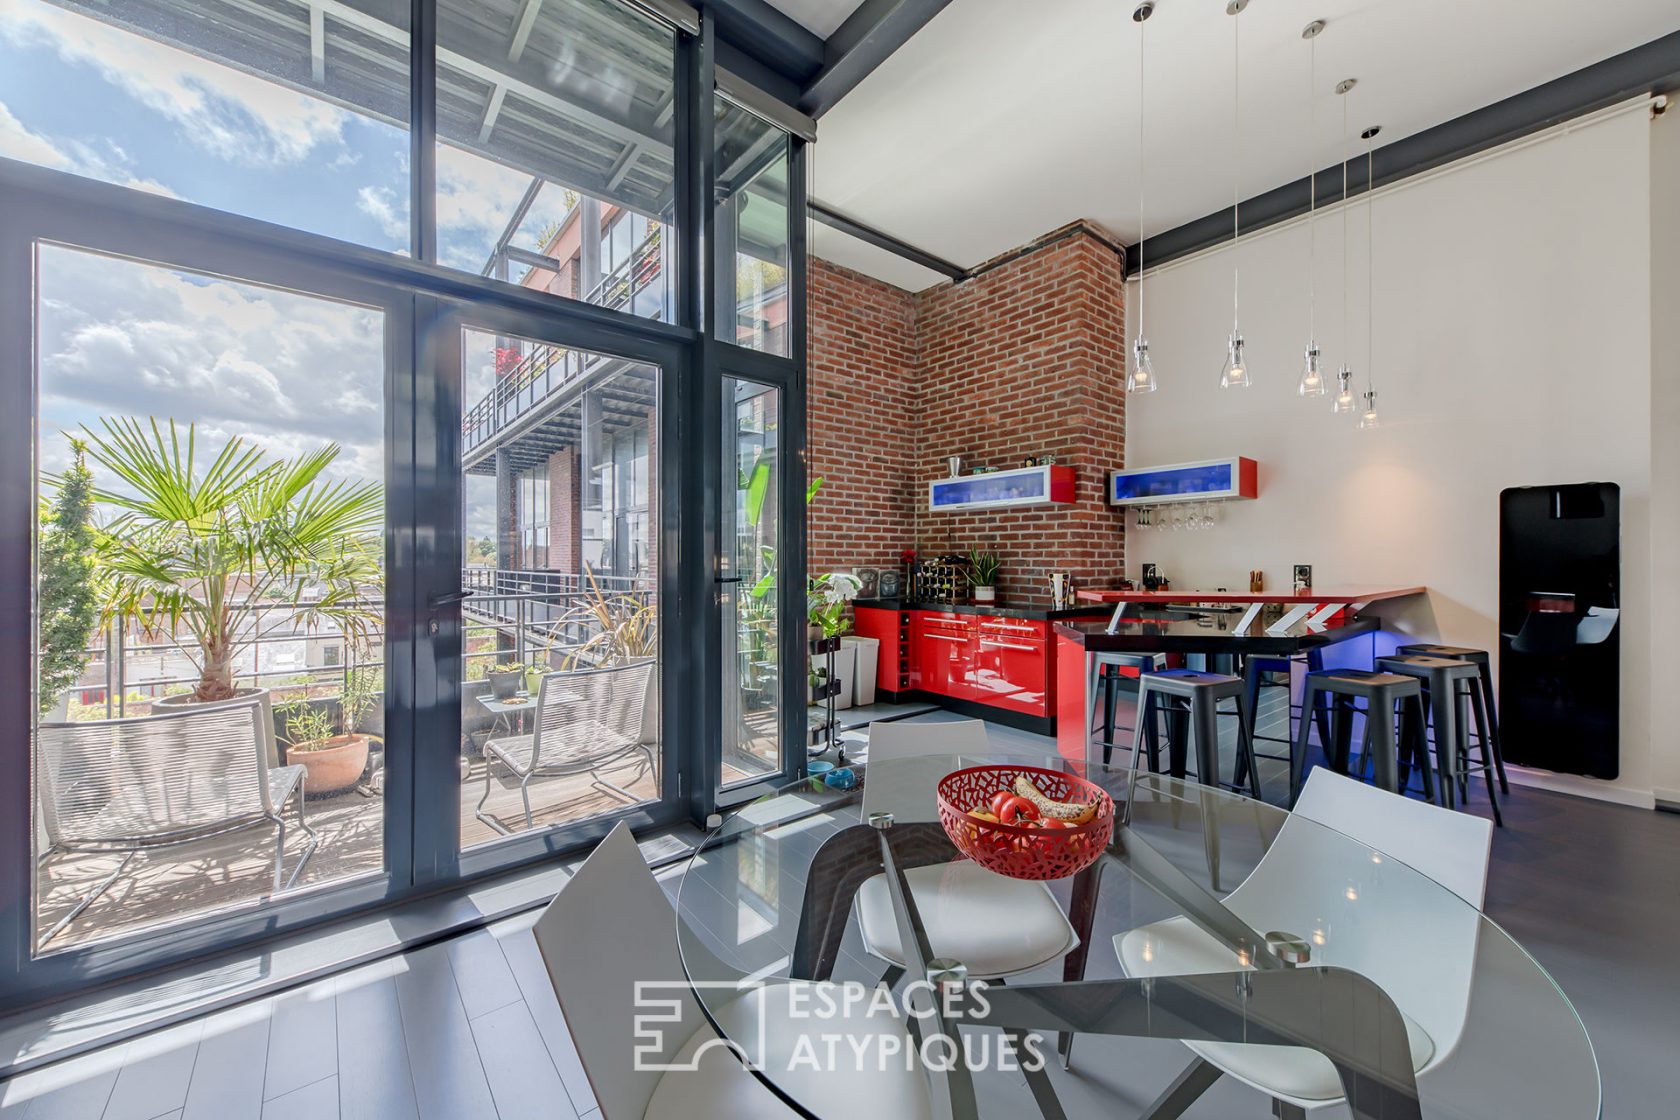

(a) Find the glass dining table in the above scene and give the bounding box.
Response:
[673,752,1599,1120]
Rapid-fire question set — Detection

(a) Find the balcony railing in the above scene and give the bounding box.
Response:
[463,227,667,456]
[58,569,653,720]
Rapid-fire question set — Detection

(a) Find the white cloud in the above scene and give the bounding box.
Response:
[2,0,347,166]
[37,245,387,487]
[357,185,408,242]
[0,97,177,195]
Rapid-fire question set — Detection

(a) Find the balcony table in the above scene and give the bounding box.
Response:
[674,754,1598,1120]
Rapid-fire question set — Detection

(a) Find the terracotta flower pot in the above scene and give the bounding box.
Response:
[287,734,371,796]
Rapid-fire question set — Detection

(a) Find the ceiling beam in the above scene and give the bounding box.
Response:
[798,0,953,117]
[707,0,824,86]
[810,199,965,280]
[1132,29,1680,272]
[307,4,324,83]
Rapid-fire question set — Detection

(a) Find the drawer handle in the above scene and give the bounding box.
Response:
[980,641,1039,652]
[925,634,967,643]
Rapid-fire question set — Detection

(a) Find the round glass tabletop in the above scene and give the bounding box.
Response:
[674,752,1599,1120]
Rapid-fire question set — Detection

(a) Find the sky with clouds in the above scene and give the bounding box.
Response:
[0,0,584,512]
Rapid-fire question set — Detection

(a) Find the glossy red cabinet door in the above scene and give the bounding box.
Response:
[916,612,974,699]
[975,616,1050,716]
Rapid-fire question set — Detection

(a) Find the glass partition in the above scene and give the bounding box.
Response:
[30,242,389,952]
[713,96,791,354]
[437,0,677,321]
[0,0,410,251]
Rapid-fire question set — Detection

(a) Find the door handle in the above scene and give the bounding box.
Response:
[427,590,475,609]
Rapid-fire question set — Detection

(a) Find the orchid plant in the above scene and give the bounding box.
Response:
[807,572,861,639]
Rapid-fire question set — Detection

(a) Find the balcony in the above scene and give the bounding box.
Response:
[32,568,776,954]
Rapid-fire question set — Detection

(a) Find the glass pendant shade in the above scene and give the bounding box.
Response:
[1298,344,1326,397]
[1220,333,1250,388]
[1333,366,1356,413]
[1128,338,1158,393]
[1358,389,1380,429]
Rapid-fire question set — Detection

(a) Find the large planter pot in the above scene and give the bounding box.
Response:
[155,688,280,766]
[843,636,879,706]
[487,668,524,700]
[287,734,370,796]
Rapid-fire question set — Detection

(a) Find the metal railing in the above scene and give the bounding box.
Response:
[463,227,667,455]
[61,569,654,720]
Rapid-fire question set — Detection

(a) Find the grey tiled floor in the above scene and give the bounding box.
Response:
[2,702,1674,1118]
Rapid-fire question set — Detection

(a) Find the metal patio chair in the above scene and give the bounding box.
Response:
[36,693,318,945]
[475,660,656,834]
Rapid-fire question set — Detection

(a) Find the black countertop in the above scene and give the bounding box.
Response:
[853,597,1113,622]
[1053,607,1378,654]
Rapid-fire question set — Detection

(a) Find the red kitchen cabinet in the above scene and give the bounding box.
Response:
[853,607,908,695]
[974,616,1050,716]
[913,611,975,700]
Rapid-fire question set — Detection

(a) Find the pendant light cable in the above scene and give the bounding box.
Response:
[1137,4,1146,337]
[1231,2,1241,332]
[1366,136,1375,394]
[1307,33,1317,340]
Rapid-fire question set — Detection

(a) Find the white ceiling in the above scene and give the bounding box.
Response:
[766,0,868,39]
[810,0,1680,291]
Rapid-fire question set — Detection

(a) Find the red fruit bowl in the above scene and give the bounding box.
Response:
[936,765,1115,881]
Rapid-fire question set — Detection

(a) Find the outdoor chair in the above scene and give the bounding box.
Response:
[475,659,656,834]
[35,693,317,945]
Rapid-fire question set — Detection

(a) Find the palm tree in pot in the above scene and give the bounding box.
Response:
[82,417,383,708]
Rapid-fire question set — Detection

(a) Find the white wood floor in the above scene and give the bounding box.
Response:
[0,905,602,1120]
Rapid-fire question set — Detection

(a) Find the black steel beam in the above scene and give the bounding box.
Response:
[706,0,824,86]
[809,199,965,280]
[798,0,953,117]
[1132,30,1680,271]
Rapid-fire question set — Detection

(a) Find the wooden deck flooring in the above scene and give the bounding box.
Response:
[34,750,727,953]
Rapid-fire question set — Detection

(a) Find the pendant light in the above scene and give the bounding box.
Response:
[1219,0,1250,388]
[1359,124,1383,429]
[1332,78,1357,414]
[1297,20,1327,397]
[1127,1,1158,393]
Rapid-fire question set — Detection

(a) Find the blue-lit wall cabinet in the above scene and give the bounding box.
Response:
[1107,457,1258,505]
[928,465,1077,512]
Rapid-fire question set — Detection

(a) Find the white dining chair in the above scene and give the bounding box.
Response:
[1113,768,1493,1115]
[532,821,931,1120]
[854,719,1079,980]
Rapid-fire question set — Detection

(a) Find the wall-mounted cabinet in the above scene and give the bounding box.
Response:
[1107,456,1258,506]
[928,464,1076,512]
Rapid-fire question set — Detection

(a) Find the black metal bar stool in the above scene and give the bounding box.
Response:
[1233,649,1330,792]
[1395,643,1509,793]
[1088,652,1162,766]
[1291,670,1433,806]
[1377,654,1503,826]
[1133,669,1262,798]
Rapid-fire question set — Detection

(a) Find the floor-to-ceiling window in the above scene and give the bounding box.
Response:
[0,0,809,1009]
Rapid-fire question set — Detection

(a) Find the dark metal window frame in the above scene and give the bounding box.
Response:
[0,0,809,1011]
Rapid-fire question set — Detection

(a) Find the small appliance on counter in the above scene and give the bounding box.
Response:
[1048,571,1077,610]
[1292,564,1313,594]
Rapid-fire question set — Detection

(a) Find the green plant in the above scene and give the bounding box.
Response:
[807,572,860,639]
[341,664,383,731]
[967,546,1001,587]
[82,418,383,703]
[38,438,100,716]
[276,696,337,751]
[560,565,657,669]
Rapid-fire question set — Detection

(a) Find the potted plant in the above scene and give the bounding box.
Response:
[81,418,382,711]
[808,572,861,708]
[277,664,381,796]
[486,661,529,700]
[968,546,1001,603]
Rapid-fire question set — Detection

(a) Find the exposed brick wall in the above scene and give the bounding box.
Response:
[547,446,581,574]
[807,223,1127,596]
[806,257,920,573]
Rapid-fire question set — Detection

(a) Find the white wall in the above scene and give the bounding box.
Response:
[1124,105,1668,807]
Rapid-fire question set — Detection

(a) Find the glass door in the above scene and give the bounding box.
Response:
[720,376,786,788]
[434,305,683,878]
